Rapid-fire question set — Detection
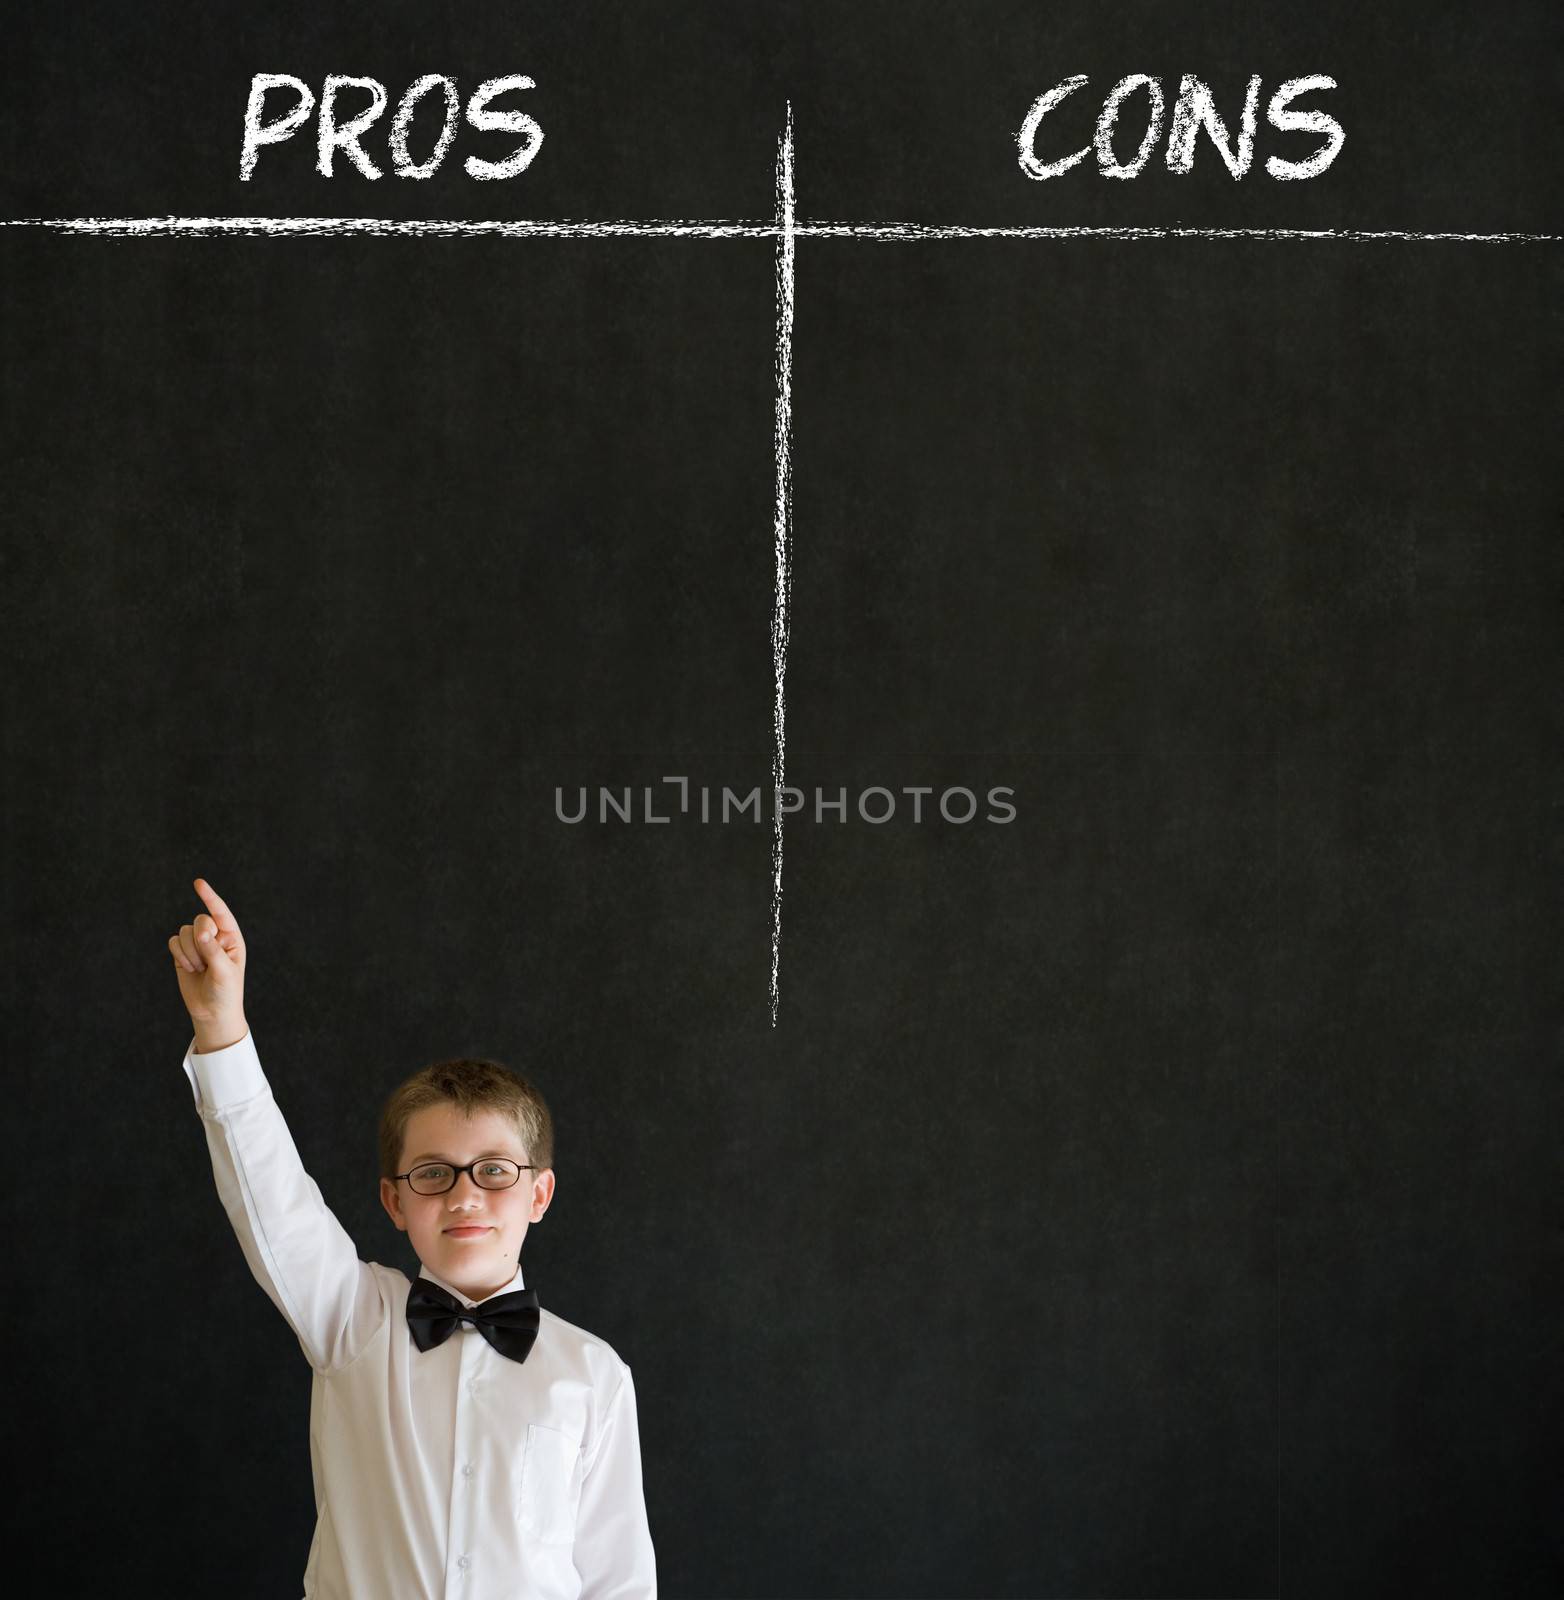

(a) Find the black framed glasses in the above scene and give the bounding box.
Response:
[393,1159,535,1196]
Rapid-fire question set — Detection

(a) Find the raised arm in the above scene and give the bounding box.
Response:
[171,877,382,1370]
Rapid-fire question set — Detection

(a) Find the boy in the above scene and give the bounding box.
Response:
[170,877,656,1599]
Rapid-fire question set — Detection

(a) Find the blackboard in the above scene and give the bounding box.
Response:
[4,4,1559,1596]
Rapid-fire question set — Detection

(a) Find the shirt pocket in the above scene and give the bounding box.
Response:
[518,1422,583,1546]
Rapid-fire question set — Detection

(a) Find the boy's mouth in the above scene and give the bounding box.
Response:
[444,1226,492,1238]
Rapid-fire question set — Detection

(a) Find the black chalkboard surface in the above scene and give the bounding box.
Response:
[3,4,1559,1597]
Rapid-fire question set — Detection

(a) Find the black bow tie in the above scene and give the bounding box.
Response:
[406,1278,541,1364]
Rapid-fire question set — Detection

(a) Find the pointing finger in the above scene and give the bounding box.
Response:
[193,878,239,933]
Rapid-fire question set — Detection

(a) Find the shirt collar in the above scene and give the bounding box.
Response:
[416,1259,526,1309]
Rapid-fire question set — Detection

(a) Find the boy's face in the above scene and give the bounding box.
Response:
[379,1101,555,1303]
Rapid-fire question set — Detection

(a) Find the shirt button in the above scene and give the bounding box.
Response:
[463,1463,474,1478]
[457,1554,470,1570]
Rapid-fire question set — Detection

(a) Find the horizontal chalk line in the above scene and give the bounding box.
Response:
[0,216,1558,243]
[0,216,774,239]
[802,221,1563,243]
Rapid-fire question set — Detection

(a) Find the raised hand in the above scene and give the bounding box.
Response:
[170,877,249,1042]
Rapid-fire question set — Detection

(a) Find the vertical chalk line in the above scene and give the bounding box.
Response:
[1275,746,1283,1595]
[770,103,796,1027]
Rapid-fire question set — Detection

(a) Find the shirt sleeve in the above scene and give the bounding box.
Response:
[183,1027,384,1372]
[573,1363,657,1600]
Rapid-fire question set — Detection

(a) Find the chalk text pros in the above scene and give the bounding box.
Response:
[240,73,543,181]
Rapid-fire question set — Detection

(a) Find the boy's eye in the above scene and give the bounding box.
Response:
[417,1166,452,1181]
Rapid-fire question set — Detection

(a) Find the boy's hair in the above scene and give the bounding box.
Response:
[378,1057,555,1180]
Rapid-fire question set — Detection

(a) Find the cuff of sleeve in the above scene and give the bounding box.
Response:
[182,1026,266,1114]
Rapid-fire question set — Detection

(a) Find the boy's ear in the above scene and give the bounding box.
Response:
[379,1176,407,1231]
[530,1168,556,1223]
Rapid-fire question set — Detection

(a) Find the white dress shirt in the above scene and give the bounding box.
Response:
[183,1027,657,1600]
